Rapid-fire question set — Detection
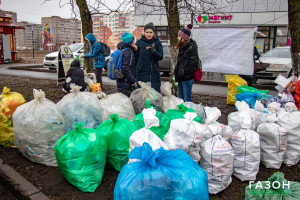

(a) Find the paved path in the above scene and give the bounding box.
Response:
[0,63,278,97]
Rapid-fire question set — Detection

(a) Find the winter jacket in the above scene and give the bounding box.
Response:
[64,59,87,91]
[136,35,163,92]
[84,33,106,69]
[174,39,199,82]
[116,42,137,92]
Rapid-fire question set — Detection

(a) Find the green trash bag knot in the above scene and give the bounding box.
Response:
[145,100,154,109]
[177,104,188,112]
[110,114,119,122]
[74,122,84,132]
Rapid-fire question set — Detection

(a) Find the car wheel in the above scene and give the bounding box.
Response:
[288,69,293,78]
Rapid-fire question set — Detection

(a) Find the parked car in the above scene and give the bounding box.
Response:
[256,46,293,80]
[43,43,84,70]
[43,43,110,70]
[159,43,171,74]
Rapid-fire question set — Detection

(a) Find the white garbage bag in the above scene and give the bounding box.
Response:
[130,81,165,114]
[228,101,256,131]
[200,125,234,194]
[163,112,205,163]
[204,106,233,140]
[57,84,101,133]
[277,102,300,166]
[129,108,168,163]
[97,92,136,121]
[184,102,206,122]
[230,128,260,181]
[160,82,183,112]
[13,89,65,166]
[257,111,288,169]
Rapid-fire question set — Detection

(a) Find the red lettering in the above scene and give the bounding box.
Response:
[225,16,229,20]
[209,16,214,20]
[229,15,233,20]
[221,16,226,20]
[218,16,220,20]
[214,16,218,20]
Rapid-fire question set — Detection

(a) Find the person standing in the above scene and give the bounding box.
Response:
[116,32,137,97]
[174,24,199,102]
[135,22,163,93]
[81,33,105,90]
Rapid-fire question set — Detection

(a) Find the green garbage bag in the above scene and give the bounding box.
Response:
[97,114,137,171]
[54,122,107,192]
[245,172,300,200]
[166,104,202,124]
[133,101,170,141]
[238,85,269,94]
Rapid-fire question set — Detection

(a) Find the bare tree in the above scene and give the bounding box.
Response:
[288,0,300,77]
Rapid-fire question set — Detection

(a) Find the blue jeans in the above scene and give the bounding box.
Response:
[178,79,194,102]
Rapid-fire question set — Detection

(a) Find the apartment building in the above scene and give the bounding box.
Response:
[41,16,81,49]
[15,22,43,49]
[92,11,143,49]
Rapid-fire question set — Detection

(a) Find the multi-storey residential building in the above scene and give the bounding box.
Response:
[92,11,143,49]
[41,16,81,49]
[15,22,43,50]
[0,10,17,24]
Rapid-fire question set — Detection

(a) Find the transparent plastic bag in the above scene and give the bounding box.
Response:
[130,81,165,114]
[57,84,101,133]
[13,89,65,166]
[97,92,136,121]
[160,82,183,112]
[183,102,206,123]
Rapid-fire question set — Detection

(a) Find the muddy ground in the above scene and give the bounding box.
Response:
[0,74,299,200]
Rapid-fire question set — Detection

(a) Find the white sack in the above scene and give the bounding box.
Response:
[128,108,168,163]
[184,102,206,122]
[130,81,165,114]
[57,85,101,133]
[97,92,136,121]
[13,89,65,166]
[257,121,288,169]
[228,101,256,131]
[230,129,260,181]
[277,102,300,166]
[161,82,183,112]
[200,126,234,194]
[163,112,205,163]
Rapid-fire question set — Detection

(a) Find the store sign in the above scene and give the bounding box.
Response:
[198,15,233,24]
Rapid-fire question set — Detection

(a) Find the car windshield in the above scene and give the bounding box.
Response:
[68,43,83,52]
[163,45,170,54]
[262,48,291,58]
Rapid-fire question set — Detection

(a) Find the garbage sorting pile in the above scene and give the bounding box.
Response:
[0,76,300,198]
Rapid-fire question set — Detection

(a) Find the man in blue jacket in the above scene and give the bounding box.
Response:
[81,33,105,90]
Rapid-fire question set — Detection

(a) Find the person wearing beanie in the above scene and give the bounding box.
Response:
[81,33,105,90]
[63,59,88,92]
[115,32,137,97]
[174,24,200,102]
[135,22,163,92]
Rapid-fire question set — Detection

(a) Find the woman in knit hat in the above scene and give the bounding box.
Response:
[115,32,137,97]
[174,24,200,102]
[135,22,163,92]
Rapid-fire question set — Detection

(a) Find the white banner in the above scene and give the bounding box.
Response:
[192,27,257,75]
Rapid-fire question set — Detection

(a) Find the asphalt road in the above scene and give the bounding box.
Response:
[0,63,278,97]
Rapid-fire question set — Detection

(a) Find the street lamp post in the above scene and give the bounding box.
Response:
[31,28,34,58]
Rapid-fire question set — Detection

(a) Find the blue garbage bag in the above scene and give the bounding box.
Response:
[236,92,259,108]
[114,142,209,200]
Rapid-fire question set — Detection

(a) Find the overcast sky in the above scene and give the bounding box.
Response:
[1,0,79,24]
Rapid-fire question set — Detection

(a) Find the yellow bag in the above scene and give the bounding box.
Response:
[0,87,26,147]
[225,75,248,105]
[88,83,102,93]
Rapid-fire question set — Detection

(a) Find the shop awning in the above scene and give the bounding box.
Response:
[0,22,24,29]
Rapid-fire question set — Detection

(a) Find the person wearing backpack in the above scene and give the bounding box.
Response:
[81,33,105,90]
[135,22,163,93]
[115,32,137,97]
[174,24,199,102]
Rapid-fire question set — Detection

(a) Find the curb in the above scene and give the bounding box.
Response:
[0,159,49,200]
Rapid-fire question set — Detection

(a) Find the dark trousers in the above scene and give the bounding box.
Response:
[95,68,103,90]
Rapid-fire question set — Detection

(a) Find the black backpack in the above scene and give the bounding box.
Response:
[100,42,111,57]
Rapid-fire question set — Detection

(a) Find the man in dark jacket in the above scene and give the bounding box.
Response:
[135,22,163,92]
[116,32,137,97]
[174,24,199,102]
[63,59,88,92]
